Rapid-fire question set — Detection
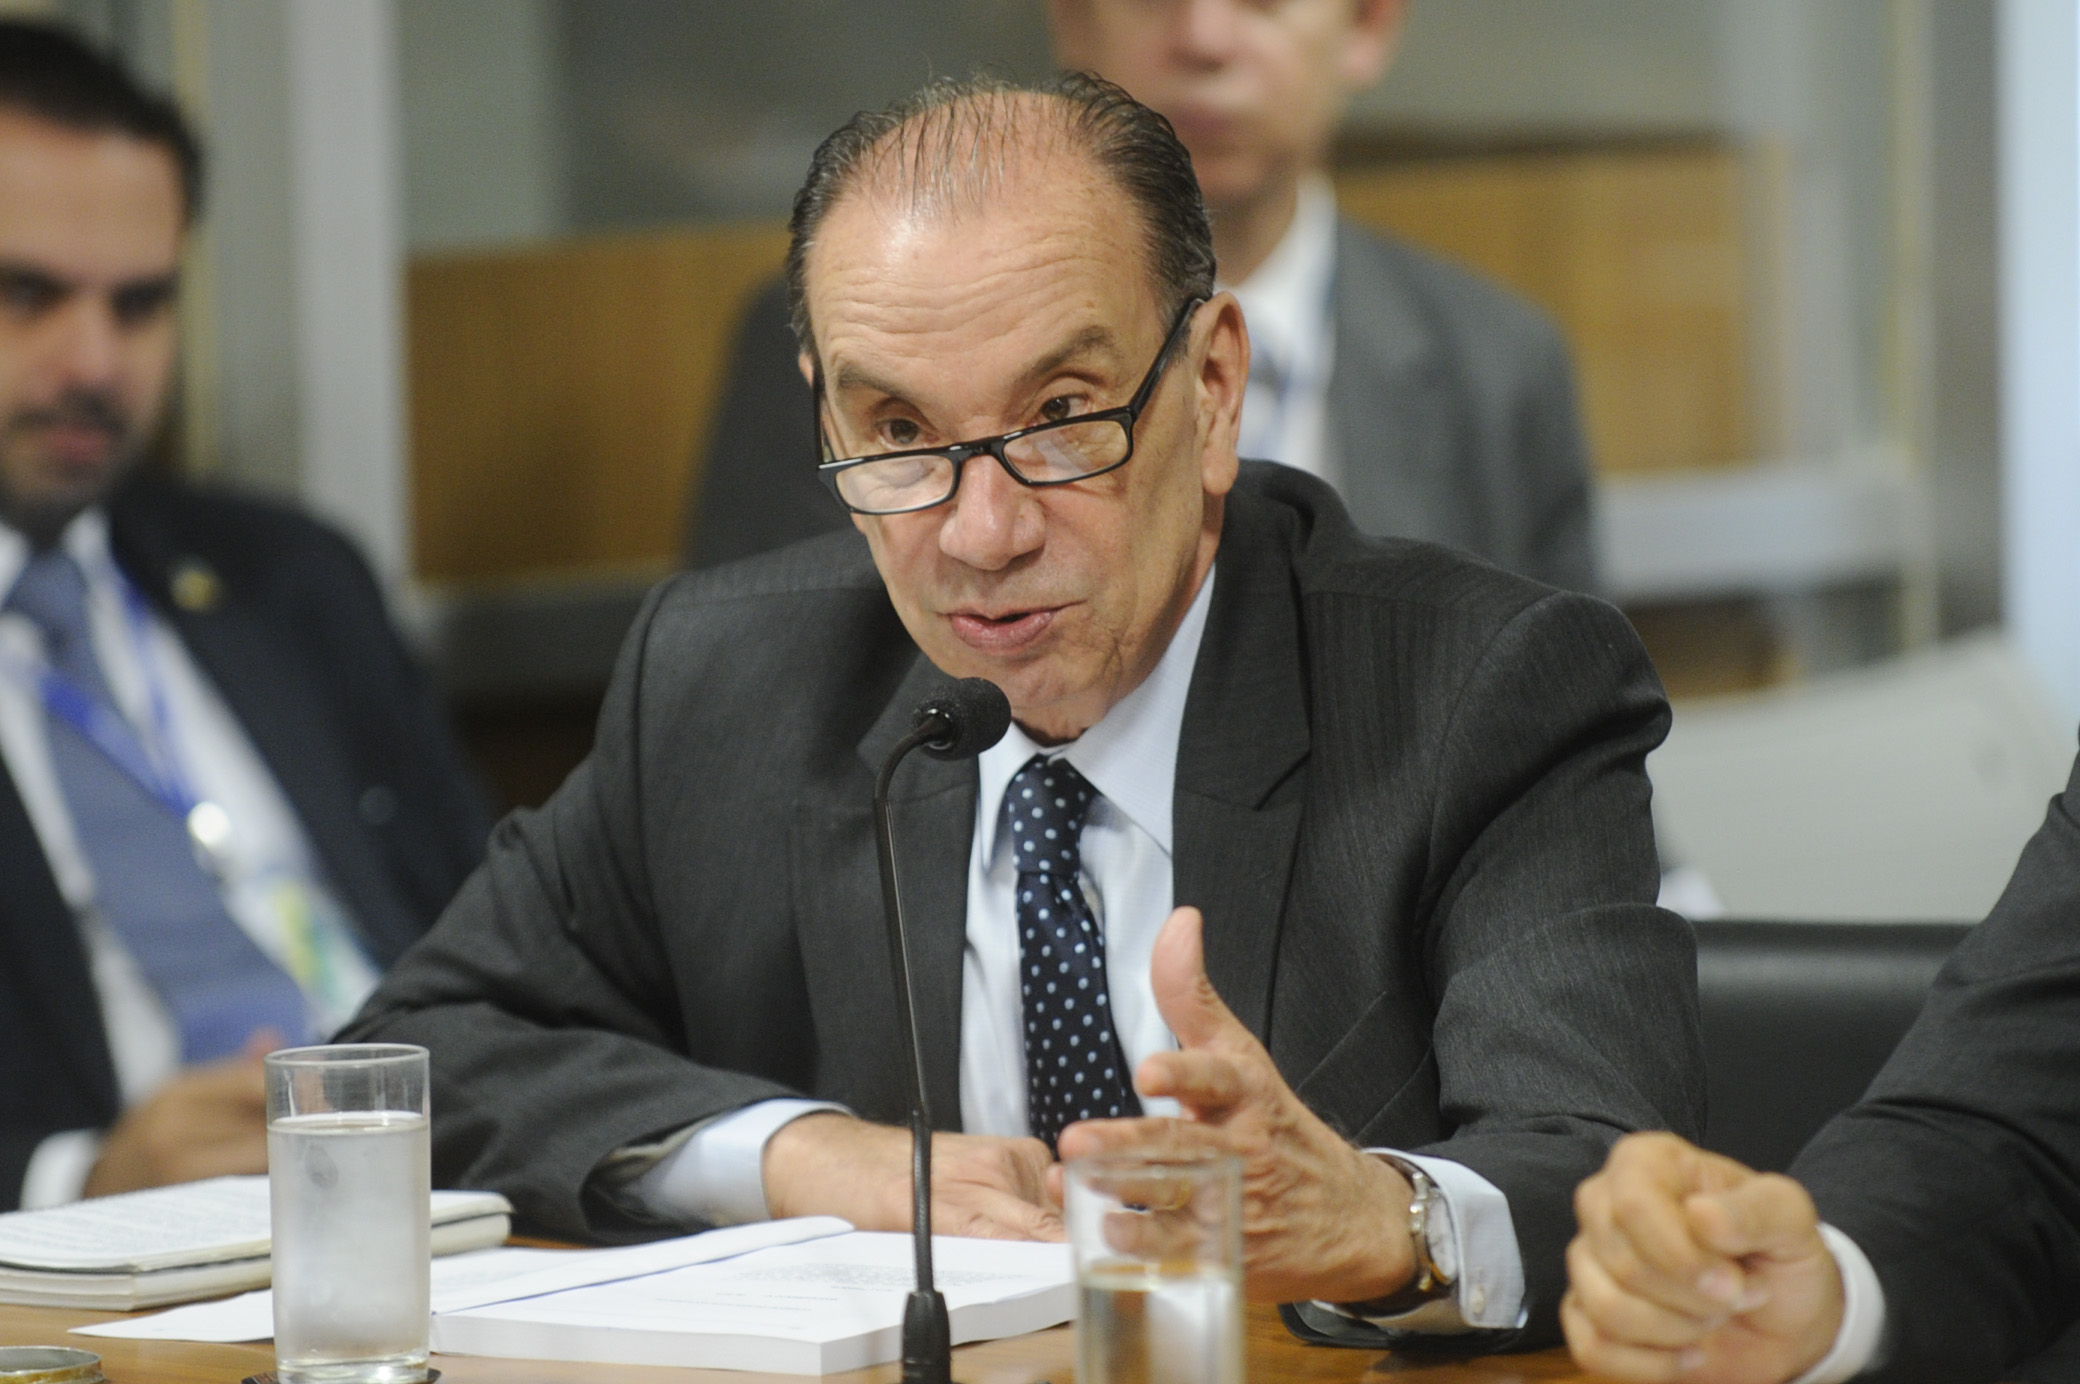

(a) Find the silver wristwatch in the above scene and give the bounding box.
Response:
[1334,1153,1457,1319]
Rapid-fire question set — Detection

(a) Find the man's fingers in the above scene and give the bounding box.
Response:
[938,1187,1065,1242]
[1561,1291,1699,1384]
[1134,1048,1247,1114]
[1567,1234,1724,1350]
[1686,1174,1823,1263]
[1148,908,1247,1050]
[1055,1115,1227,1164]
[1578,1147,1750,1319]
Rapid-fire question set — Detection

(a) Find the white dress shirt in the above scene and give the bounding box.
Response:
[1793,1228,1888,1382]
[633,568,1528,1332]
[0,511,379,1209]
[1228,173,1341,486]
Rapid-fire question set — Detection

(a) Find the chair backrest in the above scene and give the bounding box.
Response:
[1692,918,1970,1171]
[1650,634,2073,921]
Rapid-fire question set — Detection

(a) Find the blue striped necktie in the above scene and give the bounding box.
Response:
[6,548,308,1060]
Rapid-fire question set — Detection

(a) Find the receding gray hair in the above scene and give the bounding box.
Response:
[783,72,1216,357]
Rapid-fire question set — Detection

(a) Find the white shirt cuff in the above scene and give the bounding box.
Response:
[1789,1224,1888,1384]
[1319,1149,1527,1333]
[629,1099,847,1227]
[21,1129,102,1210]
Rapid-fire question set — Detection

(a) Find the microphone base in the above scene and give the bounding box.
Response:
[901,1289,957,1384]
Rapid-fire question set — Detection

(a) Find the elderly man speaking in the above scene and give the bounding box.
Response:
[347,75,1699,1349]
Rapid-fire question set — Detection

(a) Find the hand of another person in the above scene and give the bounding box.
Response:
[83,1046,272,1197]
[1053,907,1415,1304]
[1563,1131,1846,1384]
[763,1112,1061,1241]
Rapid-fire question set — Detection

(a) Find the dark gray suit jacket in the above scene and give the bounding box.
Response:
[348,464,1697,1346]
[684,220,1596,594]
[1792,747,2080,1383]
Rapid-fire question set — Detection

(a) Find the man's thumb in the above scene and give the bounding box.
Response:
[1687,1173,1824,1263]
[1150,907,1242,1048]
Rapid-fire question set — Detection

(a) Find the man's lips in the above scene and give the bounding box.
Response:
[945,606,1061,655]
[15,418,124,471]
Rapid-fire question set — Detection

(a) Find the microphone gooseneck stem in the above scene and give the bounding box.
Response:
[873,714,956,1384]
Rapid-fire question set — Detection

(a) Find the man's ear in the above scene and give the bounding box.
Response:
[1194,293,1247,498]
[1340,0,1408,92]
[797,351,816,389]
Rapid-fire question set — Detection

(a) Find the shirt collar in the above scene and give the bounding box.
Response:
[977,568,1215,860]
[1221,173,1339,377]
[0,508,116,606]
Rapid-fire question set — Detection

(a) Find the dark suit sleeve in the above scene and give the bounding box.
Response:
[1412,589,1702,1344]
[1791,751,2080,1384]
[340,581,803,1241]
[683,278,851,569]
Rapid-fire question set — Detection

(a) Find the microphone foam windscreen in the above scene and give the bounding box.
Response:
[915,678,1012,760]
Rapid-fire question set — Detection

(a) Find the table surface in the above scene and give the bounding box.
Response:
[0,1301,1597,1384]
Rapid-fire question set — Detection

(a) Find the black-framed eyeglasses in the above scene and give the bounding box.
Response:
[815,296,1205,516]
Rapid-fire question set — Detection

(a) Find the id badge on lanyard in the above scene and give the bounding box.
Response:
[4,570,234,876]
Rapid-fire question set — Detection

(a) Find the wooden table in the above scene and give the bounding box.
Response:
[0,1301,1594,1384]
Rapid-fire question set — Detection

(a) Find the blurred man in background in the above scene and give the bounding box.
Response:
[687,0,1595,595]
[0,22,490,1211]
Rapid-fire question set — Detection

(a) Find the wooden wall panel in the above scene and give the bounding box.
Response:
[407,147,1754,582]
[1335,145,1753,474]
[408,223,788,582]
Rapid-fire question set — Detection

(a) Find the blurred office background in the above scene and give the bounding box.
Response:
[12,0,2080,924]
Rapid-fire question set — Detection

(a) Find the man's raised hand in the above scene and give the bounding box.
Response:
[1053,906,1415,1304]
[1563,1132,1846,1383]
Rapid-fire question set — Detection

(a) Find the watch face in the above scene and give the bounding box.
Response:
[1419,1184,1460,1283]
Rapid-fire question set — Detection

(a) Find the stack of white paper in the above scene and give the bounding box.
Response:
[0,1177,511,1310]
[433,1231,1076,1375]
[78,1219,1077,1376]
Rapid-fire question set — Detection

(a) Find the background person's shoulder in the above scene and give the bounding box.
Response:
[1336,216,1571,362]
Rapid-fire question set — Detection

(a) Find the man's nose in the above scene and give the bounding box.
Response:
[1172,0,1242,62]
[938,453,1043,571]
[46,294,125,388]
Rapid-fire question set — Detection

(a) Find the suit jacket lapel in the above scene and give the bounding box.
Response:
[1173,493,1311,1042]
[793,652,975,1129]
[106,502,417,961]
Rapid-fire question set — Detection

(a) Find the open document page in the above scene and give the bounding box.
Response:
[432,1232,1075,1375]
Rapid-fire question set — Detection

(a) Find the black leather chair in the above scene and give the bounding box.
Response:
[1692,919,1972,1172]
[1692,918,2080,1378]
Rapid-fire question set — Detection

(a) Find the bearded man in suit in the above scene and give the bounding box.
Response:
[688,1,1594,597]
[0,21,490,1212]
[349,74,1694,1350]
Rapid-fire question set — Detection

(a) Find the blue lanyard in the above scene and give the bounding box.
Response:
[11,570,200,819]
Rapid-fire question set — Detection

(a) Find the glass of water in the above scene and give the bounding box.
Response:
[1065,1154,1244,1384]
[266,1044,432,1384]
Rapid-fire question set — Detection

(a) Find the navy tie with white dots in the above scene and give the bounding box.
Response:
[1004,754,1142,1150]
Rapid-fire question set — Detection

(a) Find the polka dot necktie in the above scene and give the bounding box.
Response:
[1003,754,1142,1149]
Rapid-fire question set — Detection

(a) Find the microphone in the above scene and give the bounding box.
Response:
[872,678,1011,1384]
[912,678,1014,762]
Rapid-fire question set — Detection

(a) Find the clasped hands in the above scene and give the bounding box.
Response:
[763,906,1416,1305]
[1562,1132,1849,1384]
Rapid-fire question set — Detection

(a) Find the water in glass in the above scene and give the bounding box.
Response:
[269,1111,431,1384]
